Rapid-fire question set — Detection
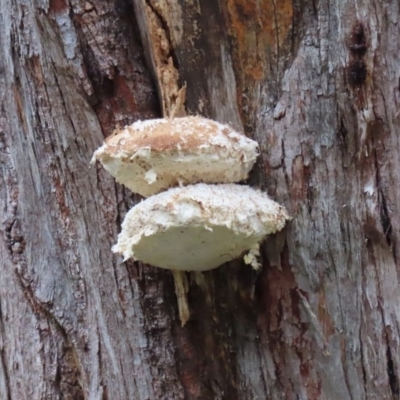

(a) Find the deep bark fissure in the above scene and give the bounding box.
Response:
[370,129,394,252]
[386,345,399,397]
[271,0,280,79]
[51,60,79,140]
[280,139,290,190]
[254,342,269,396]
[0,303,11,400]
[54,362,61,396]
[326,243,345,330]
[338,116,349,151]
[97,331,105,398]
[144,0,180,72]
[369,228,399,400]
[379,190,393,248]
[358,326,368,394]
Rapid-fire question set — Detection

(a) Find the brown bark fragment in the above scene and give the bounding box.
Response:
[134,1,186,117]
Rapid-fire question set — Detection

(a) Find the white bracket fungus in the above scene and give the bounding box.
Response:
[92,116,290,326]
[112,184,289,271]
[91,116,259,197]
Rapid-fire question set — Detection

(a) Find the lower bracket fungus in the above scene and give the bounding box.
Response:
[112,184,290,271]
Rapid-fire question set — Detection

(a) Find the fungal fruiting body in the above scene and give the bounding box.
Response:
[112,184,290,271]
[91,116,259,197]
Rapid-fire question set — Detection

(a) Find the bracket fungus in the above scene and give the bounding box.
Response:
[112,184,290,271]
[92,116,290,326]
[91,116,259,197]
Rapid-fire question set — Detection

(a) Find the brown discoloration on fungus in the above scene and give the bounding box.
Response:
[92,116,259,197]
[105,117,229,154]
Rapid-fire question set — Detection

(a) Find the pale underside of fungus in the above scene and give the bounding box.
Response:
[112,184,290,271]
[91,116,259,197]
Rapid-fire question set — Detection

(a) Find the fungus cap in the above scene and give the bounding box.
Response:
[113,184,290,271]
[91,117,259,197]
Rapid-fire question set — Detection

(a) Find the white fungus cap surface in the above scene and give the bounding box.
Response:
[91,116,259,197]
[113,184,290,271]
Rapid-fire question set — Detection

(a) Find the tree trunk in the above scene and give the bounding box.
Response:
[1,0,399,399]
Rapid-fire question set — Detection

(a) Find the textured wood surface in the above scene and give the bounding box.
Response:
[1,0,400,399]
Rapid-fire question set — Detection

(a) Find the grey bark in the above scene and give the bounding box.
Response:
[1,0,400,399]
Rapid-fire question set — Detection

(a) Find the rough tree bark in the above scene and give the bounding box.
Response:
[1,0,399,399]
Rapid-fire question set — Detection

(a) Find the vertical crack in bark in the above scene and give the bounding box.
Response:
[369,225,399,399]
[97,336,110,400]
[371,137,393,250]
[280,139,290,189]
[51,60,79,140]
[54,363,61,395]
[143,0,186,117]
[145,0,179,69]
[338,117,348,151]
[325,241,349,361]
[0,301,11,400]
[358,328,367,394]
[378,190,392,248]
[271,0,281,78]
[386,344,399,396]
[254,342,269,397]
[369,124,394,254]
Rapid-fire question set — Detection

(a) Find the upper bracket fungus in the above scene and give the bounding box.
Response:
[91,116,259,197]
[112,184,290,271]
